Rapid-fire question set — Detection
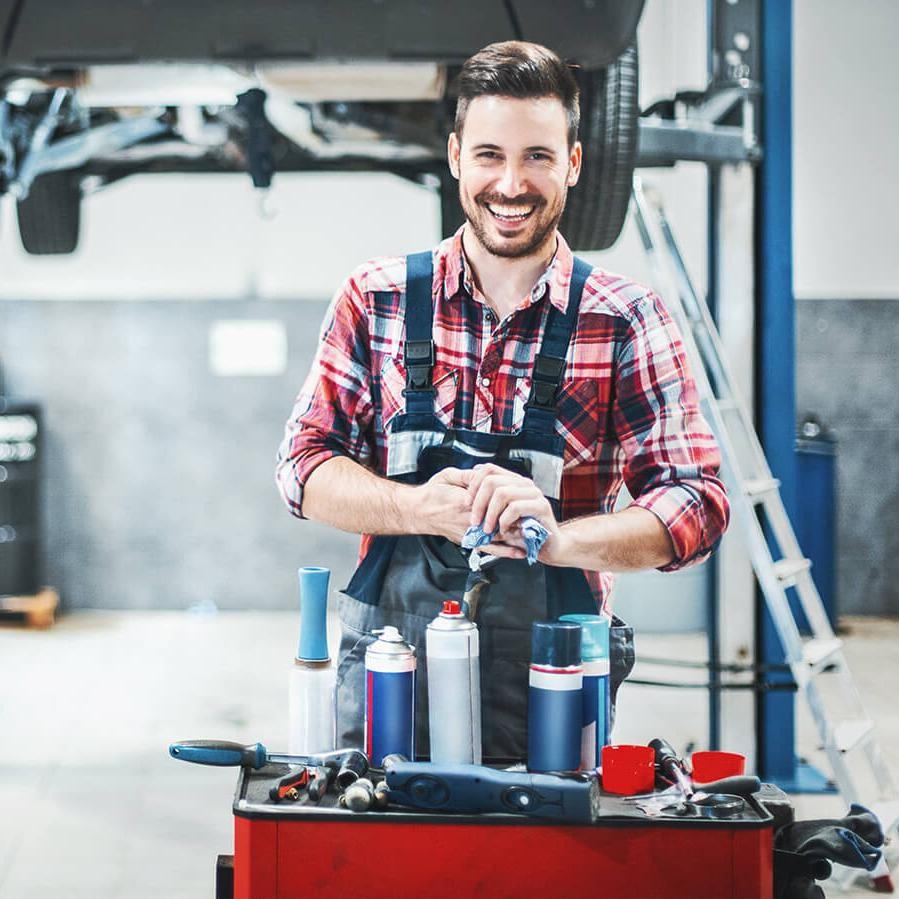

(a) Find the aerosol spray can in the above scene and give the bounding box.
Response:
[560,613,611,770]
[527,620,583,773]
[364,626,416,766]
[426,599,481,764]
[288,566,337,755]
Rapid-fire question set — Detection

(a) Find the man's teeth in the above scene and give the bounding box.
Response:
[487,204,534,220]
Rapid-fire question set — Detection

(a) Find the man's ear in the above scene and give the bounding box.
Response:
[447,132,461,180]
[567,141,583,187]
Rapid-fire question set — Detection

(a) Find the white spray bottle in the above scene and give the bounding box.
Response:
[288,566,336,754]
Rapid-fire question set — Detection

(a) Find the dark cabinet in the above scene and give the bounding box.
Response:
[0,401,41,597]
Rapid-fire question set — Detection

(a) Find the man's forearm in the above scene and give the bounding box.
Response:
[300,456,474,541]
[301,457,417,534]
[553,506,676,572]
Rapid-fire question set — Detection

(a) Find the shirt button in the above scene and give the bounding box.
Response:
[481,377,491,388]
[484,310,494,321]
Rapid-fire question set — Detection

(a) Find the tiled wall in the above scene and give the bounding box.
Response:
[796,300,899,616]
[0,299,361,610]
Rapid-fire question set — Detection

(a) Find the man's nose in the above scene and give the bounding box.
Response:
[494,161,528,198]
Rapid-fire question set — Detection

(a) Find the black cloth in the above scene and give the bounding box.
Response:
[773,804,884,899]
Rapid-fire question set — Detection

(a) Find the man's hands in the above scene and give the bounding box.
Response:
[414,463,566,564]
[462,463,567,563]
[408,467,477,545]
[304,456,674,571]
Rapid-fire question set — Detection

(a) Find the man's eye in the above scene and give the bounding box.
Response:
[529,152,551,161]
[477,151,500,159]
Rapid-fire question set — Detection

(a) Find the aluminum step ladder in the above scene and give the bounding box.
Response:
[631,177,898,887]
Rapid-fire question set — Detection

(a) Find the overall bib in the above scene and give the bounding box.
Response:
[336,251,635,760]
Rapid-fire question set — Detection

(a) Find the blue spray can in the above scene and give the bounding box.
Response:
[560,613,611,770]
[527,620,583,772]
[364,626,416,766]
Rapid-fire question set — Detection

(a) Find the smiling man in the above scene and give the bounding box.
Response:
[277,41,729,760]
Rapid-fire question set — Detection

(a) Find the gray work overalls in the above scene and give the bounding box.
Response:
[336,251,635,760]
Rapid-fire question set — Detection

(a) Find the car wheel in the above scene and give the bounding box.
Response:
[438,168,464,241]
[16,170,82,255]
[561,44,639,252]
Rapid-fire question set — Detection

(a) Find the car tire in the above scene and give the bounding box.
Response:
[561,44,639,251]
[16,170,82,255]
[438,168,465,241]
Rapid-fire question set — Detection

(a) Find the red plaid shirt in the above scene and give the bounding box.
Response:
[277,230,729,612]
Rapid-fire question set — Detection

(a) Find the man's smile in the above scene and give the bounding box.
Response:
[485,202,537,224]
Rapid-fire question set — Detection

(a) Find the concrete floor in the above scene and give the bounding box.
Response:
[0,610,896,898]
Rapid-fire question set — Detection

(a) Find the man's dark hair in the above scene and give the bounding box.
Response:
[454,41,580,147]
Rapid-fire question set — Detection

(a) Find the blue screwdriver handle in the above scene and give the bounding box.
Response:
[169,740,268,768]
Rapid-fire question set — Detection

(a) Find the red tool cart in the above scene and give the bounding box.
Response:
[217,766,785,899]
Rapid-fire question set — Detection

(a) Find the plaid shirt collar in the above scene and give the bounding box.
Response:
[438,227,576,315]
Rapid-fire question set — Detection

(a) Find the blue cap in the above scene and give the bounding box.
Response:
[560,614,610,661]
[297,567,330,661]
[531,620,582,668]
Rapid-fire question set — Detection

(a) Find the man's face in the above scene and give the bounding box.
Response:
[448,95,581,260]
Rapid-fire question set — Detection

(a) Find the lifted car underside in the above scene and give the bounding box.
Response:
[0,1,646,253]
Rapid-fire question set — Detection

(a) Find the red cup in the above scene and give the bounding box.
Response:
[601,744,656,795]
[690,750,746,783]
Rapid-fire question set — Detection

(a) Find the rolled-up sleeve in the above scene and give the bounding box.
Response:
[612,291,730,569]
[275,274,375,518]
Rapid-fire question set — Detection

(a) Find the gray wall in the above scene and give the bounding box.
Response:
[0,299,359,609]
[796,300,899,616]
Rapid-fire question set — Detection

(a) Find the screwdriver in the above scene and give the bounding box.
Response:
[649,738,694,797]
[169,739,358,770]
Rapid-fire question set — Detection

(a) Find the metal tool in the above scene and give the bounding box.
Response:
[624,774,761,803]
[649,737,694,797]
[269,767,309,802]
[462,548,499,622]
[342,777,376,812]
[372,780,390,810]
[168,739,365,770]
[307,763,338,801]
[336,750,369,789]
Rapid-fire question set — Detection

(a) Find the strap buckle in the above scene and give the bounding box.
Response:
[526,354,566,410]
[405,339,435,391]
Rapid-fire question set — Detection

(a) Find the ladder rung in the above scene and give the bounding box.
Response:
[802,638,843,672]
[744,477,781,502]
[774,557,812,586]
[831,719,875,753]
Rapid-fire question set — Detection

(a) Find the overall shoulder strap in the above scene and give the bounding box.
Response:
[403,251,437,414]
[522,256,594,431]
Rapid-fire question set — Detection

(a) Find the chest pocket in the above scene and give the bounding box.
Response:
[511,376,602,467]
[555,379,602,468]
[379,355,459,430]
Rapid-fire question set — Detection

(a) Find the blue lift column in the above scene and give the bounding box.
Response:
[757,0,797,788]
[757,0,798,785]
[757,0,828,789]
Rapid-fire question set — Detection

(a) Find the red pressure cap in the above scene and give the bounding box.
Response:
[441,600,462,615]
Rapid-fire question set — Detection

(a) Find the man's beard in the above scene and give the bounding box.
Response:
[460,187,567,259]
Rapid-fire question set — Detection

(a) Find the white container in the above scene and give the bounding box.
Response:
[288,566,336,755]
[426,599,481,764]
[288,659,337,755]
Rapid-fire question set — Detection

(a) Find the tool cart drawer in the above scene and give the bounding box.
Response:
[230,766,774,899]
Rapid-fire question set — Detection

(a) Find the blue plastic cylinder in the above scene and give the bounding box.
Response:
[527,621,583,772]
[297,567,330,661]
[560,613,611,770]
